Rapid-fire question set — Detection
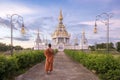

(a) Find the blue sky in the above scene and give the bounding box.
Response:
[0,0,120,48]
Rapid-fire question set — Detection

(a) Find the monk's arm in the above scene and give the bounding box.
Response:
[44,50,47,57]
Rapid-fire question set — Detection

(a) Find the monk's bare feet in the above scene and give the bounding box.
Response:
[46,71,49,75]
[49,70,52,72]
[49,71,52,74]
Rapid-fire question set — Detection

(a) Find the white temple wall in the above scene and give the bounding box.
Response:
[34,44,88,50]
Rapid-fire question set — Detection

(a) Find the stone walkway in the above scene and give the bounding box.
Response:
[15,52,99,80]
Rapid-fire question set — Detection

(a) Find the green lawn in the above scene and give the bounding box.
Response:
[0,51,4,55]
[89,50,120,58]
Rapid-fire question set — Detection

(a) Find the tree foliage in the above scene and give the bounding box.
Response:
[116,42,120,52]
[0,42,23,51]
[89,42,115,51]
[96,42,114,49]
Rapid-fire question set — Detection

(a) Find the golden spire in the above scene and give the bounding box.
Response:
[82,30,85,35]
[38,28,39,32]
[38,28,40,35]
[59,9,63,21]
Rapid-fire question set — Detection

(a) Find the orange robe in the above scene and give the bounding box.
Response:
[44,48,54,72]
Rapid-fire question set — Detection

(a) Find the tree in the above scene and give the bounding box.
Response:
[89,46,95,51]
[14,46,23,50]
[116,42,120,52]
[0,42,23,52]
[96,43,106,49]
[96,42,115,49]
[109,42,114,49]
[0,43,7,51]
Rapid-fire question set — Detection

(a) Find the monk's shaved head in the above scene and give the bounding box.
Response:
[48,43,51,48]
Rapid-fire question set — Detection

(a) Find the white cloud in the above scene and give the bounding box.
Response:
[0,3,37,17]
[80,19,120,29]
[68,0,112,4]
[0,1,120,47]
[111,10,120,15]
[77,19,120,43]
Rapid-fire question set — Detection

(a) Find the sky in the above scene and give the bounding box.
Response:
[0,0,120,48]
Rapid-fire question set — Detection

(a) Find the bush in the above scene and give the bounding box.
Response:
[14,50,45,70]
[0,56,7,80]
[100,69,120,80]
[0,50,45,80]
[65,50,120,80]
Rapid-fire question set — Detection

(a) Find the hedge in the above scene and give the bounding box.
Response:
[0,50,45,80]
[65,50,120,80]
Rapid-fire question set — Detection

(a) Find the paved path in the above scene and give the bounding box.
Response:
[15,52,99,80]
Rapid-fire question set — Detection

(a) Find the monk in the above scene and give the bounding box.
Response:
[44,43,54,74]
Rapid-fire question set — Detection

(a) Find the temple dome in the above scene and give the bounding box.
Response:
[52,10,70,38]
[52,25,70,38]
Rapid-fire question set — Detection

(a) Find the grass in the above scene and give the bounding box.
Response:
[0,50,34,56]
[112,54,120,58]
[0,51,5,55]
[88,50,120,58]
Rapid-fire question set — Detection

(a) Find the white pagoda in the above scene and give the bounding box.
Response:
[33,10,89,50]
[34,29,43,50]
[51,10,70,45]
[80,30,88,49]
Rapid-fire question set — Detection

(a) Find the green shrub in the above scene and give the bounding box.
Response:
[65,50,120,80]
[14,50,45,69]
[0,56,7,80]
[0,50,45,80]
[99,69,120,80]
[6,57,18,78]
